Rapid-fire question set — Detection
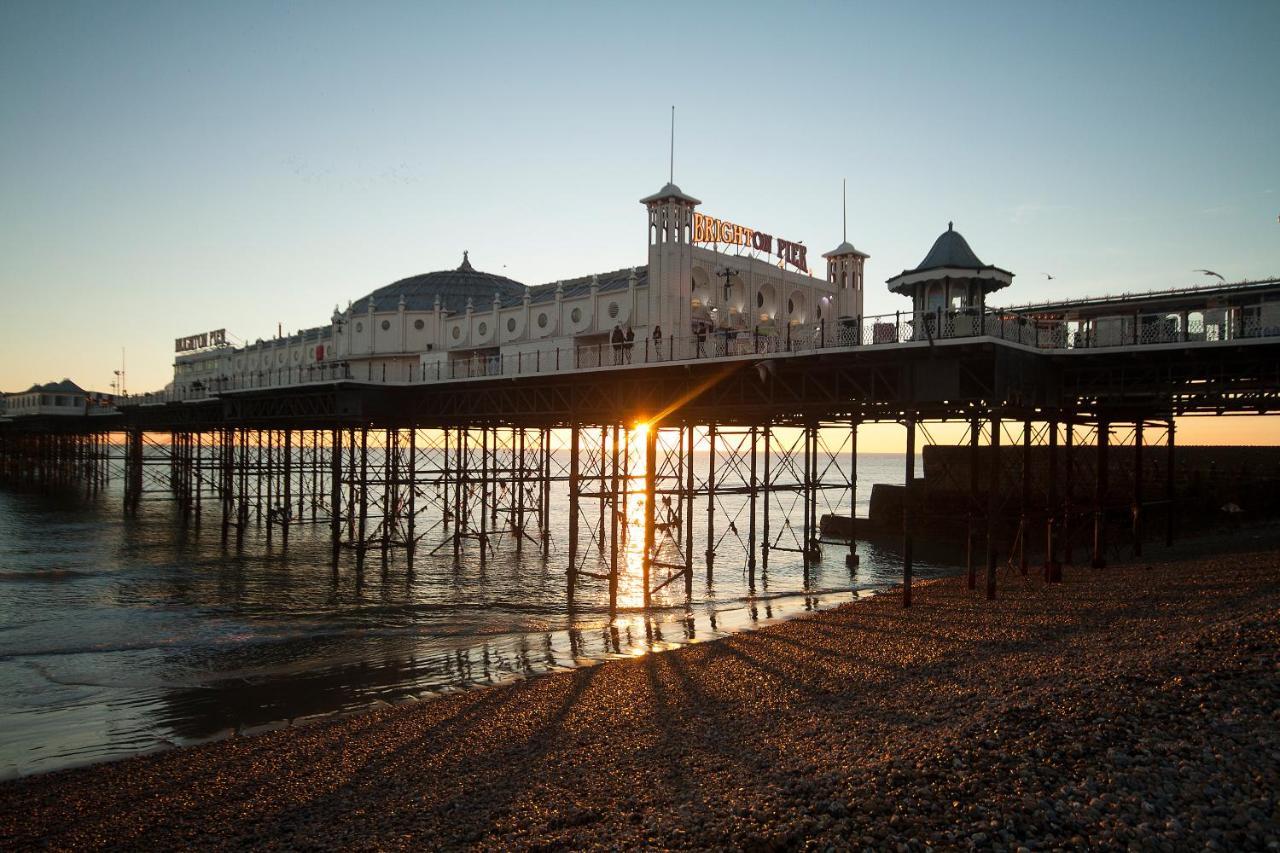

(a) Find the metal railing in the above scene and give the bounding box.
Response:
[118,299,1280,406]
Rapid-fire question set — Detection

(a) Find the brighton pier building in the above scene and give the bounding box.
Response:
[164,181,1280,401]
[170,183,875,397]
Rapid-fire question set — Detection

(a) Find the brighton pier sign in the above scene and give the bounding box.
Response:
[692,212,808,273]
[175,328,227,353]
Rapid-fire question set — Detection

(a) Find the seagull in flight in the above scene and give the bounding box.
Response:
[1194,269,1225,281]
[1043,273,1055,280]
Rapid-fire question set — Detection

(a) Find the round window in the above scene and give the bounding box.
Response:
[537,313,548,329]
[380,319,390,331]
[414,319,425,330]
[451,326,461,340]
[571,307,582,323]
[756,292,764,309]
[355,322,363,333]
[478,322,488,336]
[608,302,619,319]
[507,317,517,333]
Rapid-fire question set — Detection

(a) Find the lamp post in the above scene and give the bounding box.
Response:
[717,267,740,304]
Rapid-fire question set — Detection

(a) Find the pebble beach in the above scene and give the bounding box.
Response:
[1,550,1276,851]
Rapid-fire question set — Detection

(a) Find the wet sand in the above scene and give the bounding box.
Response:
[1,550,1277,850]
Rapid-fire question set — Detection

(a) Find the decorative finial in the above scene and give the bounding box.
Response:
[948,221,953,232]
[459,251,473,272]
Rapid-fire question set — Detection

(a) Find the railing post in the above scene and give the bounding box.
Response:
[820,318,826,348]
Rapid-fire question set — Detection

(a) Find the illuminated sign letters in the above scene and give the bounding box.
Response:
[175,328,227,353]
[692,212,808,273]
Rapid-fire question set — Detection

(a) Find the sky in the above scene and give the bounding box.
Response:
[1,1,1278,444]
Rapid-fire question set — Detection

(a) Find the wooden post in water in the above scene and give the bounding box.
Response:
[903,414,916,607]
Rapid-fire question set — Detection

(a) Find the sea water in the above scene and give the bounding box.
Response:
[0,451,957,778]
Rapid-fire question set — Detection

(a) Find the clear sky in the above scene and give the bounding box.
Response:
[2,1,1278,429]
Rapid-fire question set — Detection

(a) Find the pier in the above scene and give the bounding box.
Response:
[3,274,1277,611]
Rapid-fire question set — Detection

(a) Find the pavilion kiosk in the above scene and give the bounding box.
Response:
[886,223,1014,340]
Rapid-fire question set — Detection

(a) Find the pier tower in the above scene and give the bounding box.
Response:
[641,182,701,340]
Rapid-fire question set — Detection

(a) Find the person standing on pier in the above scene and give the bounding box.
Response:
[611,324,624,364]
[652,325,662,360]
[624,325,635,362]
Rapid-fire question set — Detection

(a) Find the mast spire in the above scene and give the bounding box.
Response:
[842,177,847,242]
[669,105,675,185]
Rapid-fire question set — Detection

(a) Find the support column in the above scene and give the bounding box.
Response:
[1020,419,1031,575]
[609,423,620,615]
[642,422,657,609]
[985,414,1001,600]
[903,414,916,608]
[1064,418,1075,566]
[1132,420,1144,558]
[282,429,292,551]
[761,425,771,576]
[705,423,716,585]
[748,424,758,592]
[567,424,580,605]
[684,425,695,598]
[847,417,859,569]
[406,428,417,572]
[357,427,368,575]
[967,413,980,590]
[1092,420,1109,569]
[1165,419,1176,547]
[1045,419,1061,582]
[330,427,342,567]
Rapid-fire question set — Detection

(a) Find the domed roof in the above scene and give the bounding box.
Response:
[350,252,526,314]
[914,222,984,270]
[886,222,1014,295]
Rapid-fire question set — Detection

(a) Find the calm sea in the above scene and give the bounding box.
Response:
[0,451,957,778]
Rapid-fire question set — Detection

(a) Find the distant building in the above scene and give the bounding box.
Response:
[4,379,115,417]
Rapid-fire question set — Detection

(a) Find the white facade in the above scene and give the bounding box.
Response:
[171,185,860,394]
